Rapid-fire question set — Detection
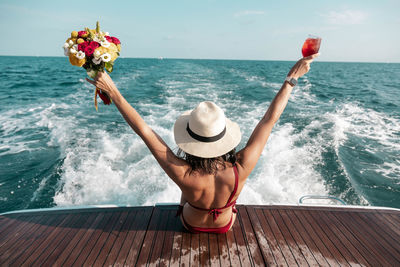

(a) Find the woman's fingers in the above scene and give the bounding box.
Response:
[86,78,96,86]
[303,53,320,62]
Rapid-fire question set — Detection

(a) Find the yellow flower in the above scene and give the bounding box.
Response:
[117,44,121,52]
[71,31,78,38]
[66,38,77,44]
[94,45,119,62]
[77,38,85,44]
[69,53,86,67]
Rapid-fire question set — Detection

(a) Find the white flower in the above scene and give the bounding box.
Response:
[93,50,101,59]
[104,32,109,36]
[64,47,70,56]
[73,44,78,50]
[63,42,70,49]
[100,40,110,48]
[68,40,74,46]
[69,47,77,54]
[100,53,111,62]
[92,57,102,65]
[75,51,86,60]
[93,35,102,43]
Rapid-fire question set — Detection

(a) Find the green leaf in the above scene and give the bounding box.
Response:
[105,62,113,73]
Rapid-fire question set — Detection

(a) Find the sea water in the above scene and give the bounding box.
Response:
[0,56,399,213]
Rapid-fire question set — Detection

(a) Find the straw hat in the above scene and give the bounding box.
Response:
[174,101,241,158]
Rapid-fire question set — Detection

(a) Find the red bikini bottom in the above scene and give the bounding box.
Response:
[180,210,234,234]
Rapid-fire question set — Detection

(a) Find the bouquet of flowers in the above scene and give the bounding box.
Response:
[63,21,121,110]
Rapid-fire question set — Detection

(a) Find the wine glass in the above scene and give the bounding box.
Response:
[302,35,321,57]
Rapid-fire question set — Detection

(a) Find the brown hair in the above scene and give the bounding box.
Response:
[177,148,237,175]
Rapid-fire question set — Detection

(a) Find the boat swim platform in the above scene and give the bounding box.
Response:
[0,204,399,266]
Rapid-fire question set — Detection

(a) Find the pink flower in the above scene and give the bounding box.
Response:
[84,46,94,57]
[89,41,100,49]
[111,37,121,45]
[78,41,89,52]
[78,31,88,38]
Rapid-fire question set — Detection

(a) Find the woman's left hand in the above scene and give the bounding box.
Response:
[86,71,119,100]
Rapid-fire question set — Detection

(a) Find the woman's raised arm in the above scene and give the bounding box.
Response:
[86,72,189,186]
[236,53,319,177]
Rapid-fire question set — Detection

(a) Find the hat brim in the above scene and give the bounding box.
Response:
[174,110,241,158]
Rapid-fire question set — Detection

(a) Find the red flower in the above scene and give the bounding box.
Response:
[111,37,121,45]
[78,41,89,52]
[78,31,88,38]
[84,46,94,56]
[89,41,99,49]
[105,36,113,43]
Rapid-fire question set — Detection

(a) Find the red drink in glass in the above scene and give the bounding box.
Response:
[302,35,321,57]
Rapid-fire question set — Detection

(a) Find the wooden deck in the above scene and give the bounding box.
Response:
[0,204,399,266]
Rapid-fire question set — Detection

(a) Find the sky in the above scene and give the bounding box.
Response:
[0,0,399,62]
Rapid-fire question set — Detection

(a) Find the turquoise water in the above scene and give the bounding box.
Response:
[0,56,399,213]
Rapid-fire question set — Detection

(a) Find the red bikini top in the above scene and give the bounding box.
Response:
[188,164,239,221]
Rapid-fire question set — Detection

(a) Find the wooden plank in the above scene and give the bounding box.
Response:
[0,214,21,235]
[132,207,160,266]
[315,210,371,266]
[169,211,184,266]
[190,229,200,267]
[1,215,58,264]
[53,212,103,266]
[262,209,304,266]
[0,216,48,264]
[239,206,266,266]
[217,233,231,266]
[306,210,359,266]
[353,213,400,266]
[379,212,400,235]
[226,222,241,266]
[148,209,170,266]
[0,216,31,248]
[159,209,179,266]
[362,212,400,245]
[323,211,387,266]
[246,206,282,265]
[180,225,191,267]
[0,215,43,251]
[0,214,23,237]
[253,208,288,266]
[208,233,220,267]
[333,211,394,266]
[82,210,123,266]
[113,208,152,265]
[8,213,69,266]
[62,212,110,266]
[288,209,341,267]
[272,209,319,266]
[199,232,210,266]
[285,208,337,266]
[101,209,139,266]
[231,212,252,266]
[43,212,98,265]
[92,210,130,266]
[27,212,85,266]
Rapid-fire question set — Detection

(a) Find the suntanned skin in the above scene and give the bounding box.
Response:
[87,53,319,230]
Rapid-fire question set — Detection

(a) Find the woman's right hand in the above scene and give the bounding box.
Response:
[287,53,319,79]
[86,71,120,100]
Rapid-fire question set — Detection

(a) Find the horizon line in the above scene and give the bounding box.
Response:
[0,54,399,64]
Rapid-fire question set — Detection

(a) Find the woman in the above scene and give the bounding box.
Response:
[86,53,319,234]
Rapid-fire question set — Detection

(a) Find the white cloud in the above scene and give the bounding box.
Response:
[234,10,265,17]
[324,10,368,25]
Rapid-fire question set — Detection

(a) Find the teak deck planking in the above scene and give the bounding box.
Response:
[0,205,399,266]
